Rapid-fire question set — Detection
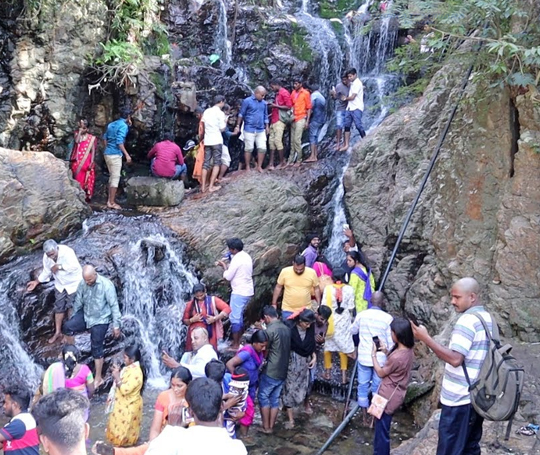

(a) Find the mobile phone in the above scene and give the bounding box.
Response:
[372,336,381,351]
[182,407,194,424]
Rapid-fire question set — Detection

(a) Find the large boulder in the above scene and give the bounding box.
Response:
[0,147,91,264]
[126,176,185,207]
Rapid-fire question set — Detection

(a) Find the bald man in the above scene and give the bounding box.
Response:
[235,86,270,173]
[412,277,493,455]
[162,327,217,378]
[62,265,121,387]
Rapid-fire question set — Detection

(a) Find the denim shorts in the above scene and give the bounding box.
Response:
[309,121,324,145]
[258,374,284,408]
[229,294,251,333]
[336,110,346,129]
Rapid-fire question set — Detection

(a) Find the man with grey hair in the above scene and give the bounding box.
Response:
[26,240,82,344]
[62,265,121,388]
[234,86,270,173]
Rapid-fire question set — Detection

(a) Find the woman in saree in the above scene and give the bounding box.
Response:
[70,119,96,201]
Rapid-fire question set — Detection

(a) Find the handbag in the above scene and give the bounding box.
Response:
[367,384,399,419]
[279,108,293,125]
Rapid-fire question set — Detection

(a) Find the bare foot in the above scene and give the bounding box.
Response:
[107,202,122,210]
[220,177,231,182]
[304,406,313,415]
[257,427,273,435]
[267,165,275,171]
[305,158,318,163]
[284,420,295,430]
[48,333,63,344]
[256,167,263,173]
[339,145,349,152]
[277,163,286,170]
[208,185,221,193]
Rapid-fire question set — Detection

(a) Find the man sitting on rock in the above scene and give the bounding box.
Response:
[147,133,187,184]
[26,239,82,344]
[62,265,122,388]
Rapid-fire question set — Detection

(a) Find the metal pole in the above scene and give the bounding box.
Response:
[317,61,476,455]
[316,403,360,455]
[342,361,358,421]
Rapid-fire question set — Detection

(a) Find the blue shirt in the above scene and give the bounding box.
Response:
[239,95,269,133]
[311,91,326,124]
[104,118,129,156]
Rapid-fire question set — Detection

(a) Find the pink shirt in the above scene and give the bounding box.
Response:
[223,250,254,297]
[148,140,185,178]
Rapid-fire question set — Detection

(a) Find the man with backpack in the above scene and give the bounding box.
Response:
[411,277,493,455]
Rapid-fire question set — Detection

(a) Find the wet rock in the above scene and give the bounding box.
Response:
[0,147,90,264]
[126,176,185,207]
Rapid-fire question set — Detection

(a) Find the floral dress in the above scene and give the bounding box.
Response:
[323,284,355,354]
[106,362,143,446]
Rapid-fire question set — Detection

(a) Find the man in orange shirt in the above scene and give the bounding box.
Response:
[288,79,311,166]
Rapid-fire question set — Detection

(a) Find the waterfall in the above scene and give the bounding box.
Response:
[214,0,232,64]
[0,214,198,390]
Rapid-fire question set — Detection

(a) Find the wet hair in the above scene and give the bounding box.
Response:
[226,238,244,252]
[192,283,206,294]
[213,95,225,105]
[347,249,370,269]
[296,308,316,324]
[62,344,81,377]
[262,305,278,319]
[4,385,31,411]
[43,239,58,254]
[170,366,192,385]
[317,305,332,320]
[293,254,306,266]
[205,359,226,383]
[250,329,269,344]
[346,68,357,77]
[185,377,223,422]
[32,388,89,452]
[124,346,147,395]
[390,318,415,350]
[162,132,175,142]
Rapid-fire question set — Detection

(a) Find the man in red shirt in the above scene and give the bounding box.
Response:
[147,133,187,184]
[268,80,293,170]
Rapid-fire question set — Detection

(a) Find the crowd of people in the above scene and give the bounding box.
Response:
[66,68,367,205]
[2,216,496,455]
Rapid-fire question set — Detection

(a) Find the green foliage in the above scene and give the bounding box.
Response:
[290,24,313,62]
[390,0,540,96]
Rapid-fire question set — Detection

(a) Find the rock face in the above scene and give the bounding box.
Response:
[0,147,91,264]
[126,176,185,207]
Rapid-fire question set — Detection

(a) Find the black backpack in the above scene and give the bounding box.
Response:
[462,313,524,440]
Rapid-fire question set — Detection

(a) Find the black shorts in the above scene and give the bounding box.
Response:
[54,289,75,314]
[203,144,222,170]
[62,310,109,358]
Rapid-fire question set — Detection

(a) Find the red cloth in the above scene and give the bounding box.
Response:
[70,132,96,201]
[147,140,185,178]
[271,87,293,124]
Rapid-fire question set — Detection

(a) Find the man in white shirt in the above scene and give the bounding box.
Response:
[339,67,366,151]
[162,327,217,378]
[217,238,254,349]
[26,239,82,344]
[200,95,227,193]
[350,291,393,419]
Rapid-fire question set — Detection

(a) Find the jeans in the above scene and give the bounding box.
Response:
[281,310,294,321]
[62,310,109,358]
[437,404,484,455]
[309,121,324,144]
[344,109,366,137]
[336,110,346,129]
[229,294,251,333]
[258,374,284,408]
[357,362,381,408]
[150,159,187,179]
[374,412,393,455]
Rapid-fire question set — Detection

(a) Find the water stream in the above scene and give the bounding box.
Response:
[214,0,232,64]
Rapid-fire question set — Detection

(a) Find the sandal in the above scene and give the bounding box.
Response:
[516,427,535,436]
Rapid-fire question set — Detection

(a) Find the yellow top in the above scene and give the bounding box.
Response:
[277,266,319,312]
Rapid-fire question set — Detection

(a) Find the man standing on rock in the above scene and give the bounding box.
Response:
[201,95,227,193]
[26,240,82,344]
[234,86,269,173]
[289,79,312,166]
[340,68,366,151]
[62,265,121,388]
[272,255,320,320]
[412,277,492,455]
[306,83,326,163]
[103,108,132,209]
[268,80,293,170]
[217,238,254,349]
[330,73,350,149]
[147,132,187,184]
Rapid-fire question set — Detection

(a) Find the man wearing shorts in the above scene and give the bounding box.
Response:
[201,95,227,193]
[340,68,366,151]
[62,265,121,388]
[331,74,350,149]
[306,83,326,163]
[103,109,132,209]
[268,80,292,169]
[234,86,269,173]
[26,239,82,344]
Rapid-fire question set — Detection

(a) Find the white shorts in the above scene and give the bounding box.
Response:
[243,131,267,153]
[104,155,122,188]
[221,144,231,167]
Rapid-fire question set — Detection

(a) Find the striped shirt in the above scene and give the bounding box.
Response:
[350,307,393,367]
[0,413,39,455]
[440,306,493,406]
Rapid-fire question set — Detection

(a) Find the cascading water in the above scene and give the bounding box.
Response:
[0,214,197,390]
[214,0,232,65]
